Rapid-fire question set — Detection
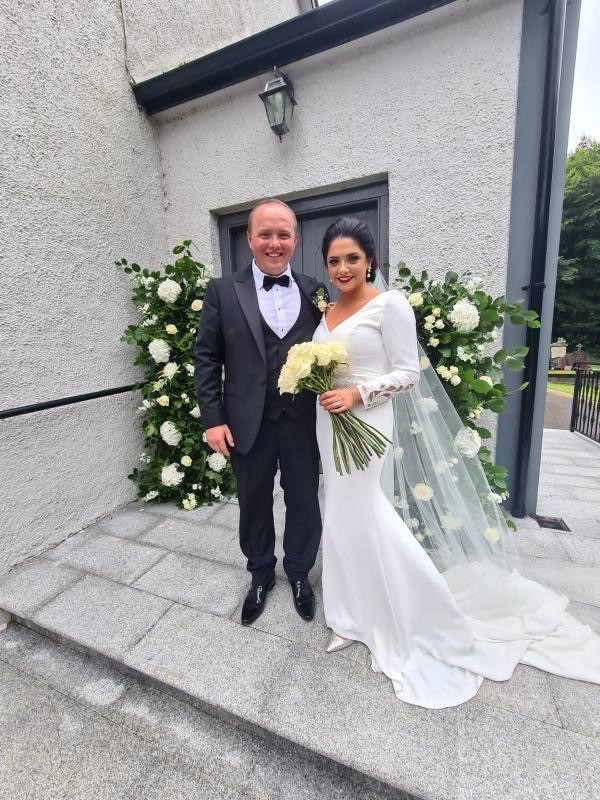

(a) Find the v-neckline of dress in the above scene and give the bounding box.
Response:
[322,292,384,334]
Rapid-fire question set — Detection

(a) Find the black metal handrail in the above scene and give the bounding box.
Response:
[570,364,600,443]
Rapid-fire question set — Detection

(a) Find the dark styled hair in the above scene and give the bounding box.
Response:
[321,217,378,282]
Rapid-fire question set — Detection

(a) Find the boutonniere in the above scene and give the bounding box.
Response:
[311,287,330,313]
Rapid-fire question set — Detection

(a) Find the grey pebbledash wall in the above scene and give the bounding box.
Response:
[0,1,167,574]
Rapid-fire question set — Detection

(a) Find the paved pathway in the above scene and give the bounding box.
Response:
[543,389,572,430]
[0,433,599,799]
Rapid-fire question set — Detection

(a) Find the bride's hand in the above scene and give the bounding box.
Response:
[319,388,357,413]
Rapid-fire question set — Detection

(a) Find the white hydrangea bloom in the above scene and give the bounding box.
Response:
[207,452,227,473]
[412,483,434,501]
[211,486,222,499]
[160,421,182,446]
[161,362,179,381]
[448,299,480,333]
[466,276,484,292]
[182,493,197,510]
[157,278,182,304]
[140,276,155,289]
[141,315,158,328]
[148,339,171,364]
[160,464,184,487]
[454,428,481,458]
[143,490,159,502]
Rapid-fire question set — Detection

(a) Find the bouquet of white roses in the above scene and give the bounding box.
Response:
[278,342,391,475]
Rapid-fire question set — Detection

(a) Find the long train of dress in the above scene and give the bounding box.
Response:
[314,291,600,709]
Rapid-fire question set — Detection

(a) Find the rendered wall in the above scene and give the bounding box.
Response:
[0,1,167,573]
[155,0,523,304]
[122,0,303,82]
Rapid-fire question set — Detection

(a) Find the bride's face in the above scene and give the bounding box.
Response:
[325,237,372,294]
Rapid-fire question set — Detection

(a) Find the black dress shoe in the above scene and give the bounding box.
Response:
[241,577,275,626]
[291,579,315,621]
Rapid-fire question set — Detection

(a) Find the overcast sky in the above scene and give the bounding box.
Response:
[568,0,600,151]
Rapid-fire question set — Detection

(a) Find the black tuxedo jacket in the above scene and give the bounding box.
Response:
[194,264,326,454]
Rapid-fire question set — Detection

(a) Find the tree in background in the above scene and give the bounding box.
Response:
[553,136,600,354]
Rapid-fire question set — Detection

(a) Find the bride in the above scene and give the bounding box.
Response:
[313,216,600,709]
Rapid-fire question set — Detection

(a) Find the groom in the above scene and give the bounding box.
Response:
[194,199,325,625]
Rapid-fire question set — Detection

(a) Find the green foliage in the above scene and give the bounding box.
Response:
[553,137,600,351]
[117,243,236,509]
[394,266,540,528]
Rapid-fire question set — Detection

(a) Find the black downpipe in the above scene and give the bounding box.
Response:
[511,0,568,517]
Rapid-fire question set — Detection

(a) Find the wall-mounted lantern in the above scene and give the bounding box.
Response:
[259,68,297,141]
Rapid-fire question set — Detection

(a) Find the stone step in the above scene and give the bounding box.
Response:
[1,495,599,800]
[0,622,395,800]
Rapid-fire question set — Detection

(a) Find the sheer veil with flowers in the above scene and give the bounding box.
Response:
[372,272,600,683]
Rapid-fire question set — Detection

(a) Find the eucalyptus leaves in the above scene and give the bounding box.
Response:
[117,242,236,509]
[394,265,539,516]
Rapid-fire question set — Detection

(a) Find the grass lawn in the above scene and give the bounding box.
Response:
[547,382,574,395]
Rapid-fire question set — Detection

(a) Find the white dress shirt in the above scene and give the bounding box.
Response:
[252,260,301,339]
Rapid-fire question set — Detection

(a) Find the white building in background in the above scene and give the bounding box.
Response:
[0,0,581,574]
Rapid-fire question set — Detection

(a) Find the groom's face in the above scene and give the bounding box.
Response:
[247,203,298,276]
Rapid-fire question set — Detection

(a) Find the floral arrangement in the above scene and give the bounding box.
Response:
[117,242,236,509]
[278,342,391,474]
[394,265,540,512]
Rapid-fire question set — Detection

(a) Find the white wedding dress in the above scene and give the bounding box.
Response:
[314,290,600,709]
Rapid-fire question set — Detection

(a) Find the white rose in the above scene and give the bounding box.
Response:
[428,337,440,348]
[454,428,481,458]
[181,455,192,467]
[421,397,438,413]
[484,527,501,543]
[185,363,195,376]
[143,490,159,502]
[425,315,436,324]
[211,486,222,499]
[160,463,184,487]
[423,322,434,332]
[408,292,424,308]
[434,319,445,329]
[207,452,227,473]
[148,339,171,364]
[431,307,441,316]
[450,375,461,386]
[419,356,430,370]
[448,299,480,333]
[160,421,181,446]
[165,324,177,335]
[317,300,328,312]
[156,395,170,407]
[191,299,203,311]
[189,405,201,418]
[412,483,434,501]
[161,362,179,380]
[157,278,182,304]
[182,493,197,510]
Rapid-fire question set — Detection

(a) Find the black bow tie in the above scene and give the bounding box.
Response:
[262,274,290,291]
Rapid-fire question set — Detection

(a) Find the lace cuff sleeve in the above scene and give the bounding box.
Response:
[356,291,420,409]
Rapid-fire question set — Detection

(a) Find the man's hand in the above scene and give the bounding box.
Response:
[205,424,235,456]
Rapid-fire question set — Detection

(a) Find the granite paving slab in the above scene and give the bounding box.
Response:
[97,506,163,539]
[547,672,600,738]
[33,574,172,658]
[133,551,249,616]
[124,602,466,799]
[561,534,600,567]
[135,498,237,524]
[0,662,157,800]
[140,517,244,566]
[0,557,82,617]
[453,701,600,800]
[471,664,561,725]
[45,528,167,584]
[519,556,600,606]
[514,528,570,561]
